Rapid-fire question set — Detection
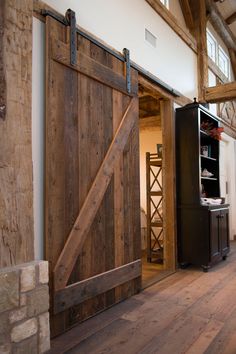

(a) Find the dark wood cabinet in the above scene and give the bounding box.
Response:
[176,103,230,271]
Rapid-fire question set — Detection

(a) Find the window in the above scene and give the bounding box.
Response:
[160,0,169,9]
[207,30,216,62]
[207,29,230,79]
[218,46,229,78]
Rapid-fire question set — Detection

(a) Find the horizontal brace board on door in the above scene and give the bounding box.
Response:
[54,260,141,314]
[42,9,180,98]
[51,39,137,96]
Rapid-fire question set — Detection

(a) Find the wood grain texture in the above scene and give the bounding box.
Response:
[161,99,176,271]
[54,260,141,313]
[205,81,236,103]
[51,39,137,96]
[45,17,140,336]
[53,97,138,291]
[196,0,208,102]
[179,0,194,32]
[206,0,236,52]
[49,242,236,354]
[0,0,34,267]
[226,12,236,25]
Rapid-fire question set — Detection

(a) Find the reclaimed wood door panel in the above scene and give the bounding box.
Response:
[45,17,141,336]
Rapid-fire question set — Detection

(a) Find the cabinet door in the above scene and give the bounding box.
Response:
[220,209,230,255]
[209,210,221,262]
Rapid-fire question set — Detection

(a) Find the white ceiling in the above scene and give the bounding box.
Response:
[216,0,236,38]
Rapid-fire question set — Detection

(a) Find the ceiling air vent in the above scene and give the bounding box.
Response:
[145,29,157,48]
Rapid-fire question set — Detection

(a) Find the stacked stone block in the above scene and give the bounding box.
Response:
[0,261,50,353]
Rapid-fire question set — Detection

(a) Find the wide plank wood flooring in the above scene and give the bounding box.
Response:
[49,241,236,354]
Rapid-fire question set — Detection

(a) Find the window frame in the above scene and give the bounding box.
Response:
[206,28,230,80]
[160,0,169,9]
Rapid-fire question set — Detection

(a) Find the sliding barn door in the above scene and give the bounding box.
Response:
[45,17,141,336]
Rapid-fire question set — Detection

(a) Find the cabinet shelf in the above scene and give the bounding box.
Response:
[200,155,217,161]
[176,103,229,271]
[201,177,218,181]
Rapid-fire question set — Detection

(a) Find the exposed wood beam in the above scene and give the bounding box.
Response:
[205,81,236,103]
[206,0,236,52]
[229,49,236,79]
[226,12,236,25]
[196,0,208,102]
[139,116,161,129]
[179,0,194,32]
[139,76,192,106]
[208,57,228,83]
[145,0,197,52]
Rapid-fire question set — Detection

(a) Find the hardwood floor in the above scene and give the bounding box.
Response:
[49,242,236,354]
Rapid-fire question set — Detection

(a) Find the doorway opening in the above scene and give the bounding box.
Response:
[138,77,176,288]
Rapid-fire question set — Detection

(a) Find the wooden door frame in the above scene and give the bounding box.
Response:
[138,75,177,271]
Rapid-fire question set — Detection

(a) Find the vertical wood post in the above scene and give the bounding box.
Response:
[161,99,176,271]
[0,0,34,267]
[229,49,236,79]
[196,0,208,102]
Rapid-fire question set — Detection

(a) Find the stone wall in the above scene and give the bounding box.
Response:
[0,261,50,353]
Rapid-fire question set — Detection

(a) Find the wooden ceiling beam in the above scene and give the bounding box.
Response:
[139,76,192,106]
[205,81,236,103]
[179,0,194,32]
[206,0,236,52]
[226,12,236,25]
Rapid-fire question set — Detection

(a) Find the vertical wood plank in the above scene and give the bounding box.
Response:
[161,99,177,271]
[113,90,125,302]
[45,16,69,336]
[0,0,34,267]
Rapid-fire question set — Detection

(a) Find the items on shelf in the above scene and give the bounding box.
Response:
[201,145,211,157]
[201,197,223,205]
[201,168,214,177]
[200,120,224,140]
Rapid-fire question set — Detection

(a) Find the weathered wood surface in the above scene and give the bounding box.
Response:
[206,0,236,52]
[49,242,236,354]
[51,40,137,96]
[54,260,141,313]
[205,81,236,103]
[0,0,34,267]
[161,99,176,271]
[53,97,138,291]
[179,0,194,32]
[226,12,236,25]
[196,0,209,102]
[46,16,141,336]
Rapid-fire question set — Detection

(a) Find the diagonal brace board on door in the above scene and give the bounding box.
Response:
[53,97,138,291]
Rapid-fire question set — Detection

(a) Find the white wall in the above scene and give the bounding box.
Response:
[220,133,236,240]
[32,18,45,260]
[208,69,217,115]
[43,0,198,99]
[140,127,162,212]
